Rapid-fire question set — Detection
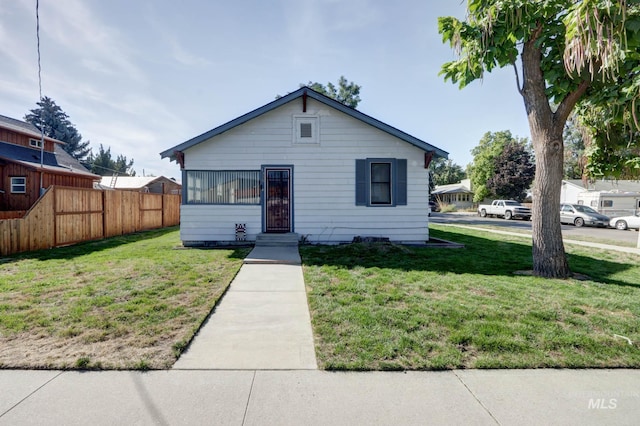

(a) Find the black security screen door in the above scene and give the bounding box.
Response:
[265,168,291,233]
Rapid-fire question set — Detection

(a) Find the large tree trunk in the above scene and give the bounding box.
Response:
[521,30,572,278]
[529,127,571,278]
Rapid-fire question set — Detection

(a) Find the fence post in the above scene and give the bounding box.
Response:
[52,186,57,248]
[102,190,107,239]
[161,194,165,228]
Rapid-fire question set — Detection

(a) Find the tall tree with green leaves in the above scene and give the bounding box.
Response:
[580,112,640,179]
[24,97,91,162]
[468,131,527,202]
[487,141,535,201]
[562,114,587,179]
[439,1,640,278]
[303,76,361,108]
[429,158,466,187]
[88,144,135,176]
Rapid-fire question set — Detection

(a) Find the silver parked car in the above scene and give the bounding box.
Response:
[609,213,640,230]
[560,203,610,227]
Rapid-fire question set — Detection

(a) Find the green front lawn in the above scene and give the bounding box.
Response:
[0,227,249,369]
[301,225,640,370]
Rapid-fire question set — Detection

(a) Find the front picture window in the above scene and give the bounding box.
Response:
[185,170,260,204]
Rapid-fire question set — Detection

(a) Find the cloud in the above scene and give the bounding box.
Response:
[167,38,212,67]
[40,0,144,82]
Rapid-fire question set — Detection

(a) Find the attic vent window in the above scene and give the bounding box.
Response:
[29,138,43,148]
[293,115,319,144]
[300,123,312,138]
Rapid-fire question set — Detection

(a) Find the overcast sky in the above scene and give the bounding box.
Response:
[0,0,531,179]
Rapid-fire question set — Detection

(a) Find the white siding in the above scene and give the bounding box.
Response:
[181,97,431,244]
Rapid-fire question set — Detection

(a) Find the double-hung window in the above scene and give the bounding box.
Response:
[355,158,407,207]
[370,162,392,205]
[11,177,27,194]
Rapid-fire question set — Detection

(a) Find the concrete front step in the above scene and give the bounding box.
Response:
[255,233,299,247]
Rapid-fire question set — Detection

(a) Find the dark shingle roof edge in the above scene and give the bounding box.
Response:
[159,87,448,161]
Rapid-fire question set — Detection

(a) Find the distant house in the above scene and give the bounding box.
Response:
[0,114,100,212]
[99,176,181,194]
[432,179,474,209]
[160,87,448,245]
[562,179,640,216]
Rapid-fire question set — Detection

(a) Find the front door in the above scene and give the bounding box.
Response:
[264,167,292,233]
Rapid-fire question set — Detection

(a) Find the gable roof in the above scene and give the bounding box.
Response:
[54,144,92,174]
[432,182,473,195]
[0,114,63,144]
[160,87,448,161]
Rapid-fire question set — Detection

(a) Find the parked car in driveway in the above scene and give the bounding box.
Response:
[560,203,609,227]
[609,213,640,230]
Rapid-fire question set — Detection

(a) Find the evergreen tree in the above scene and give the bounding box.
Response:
[24,97,91,162]
[88,144,135,176]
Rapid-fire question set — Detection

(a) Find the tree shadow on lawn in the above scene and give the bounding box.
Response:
[299,228,639,289]
[0,226,248,264]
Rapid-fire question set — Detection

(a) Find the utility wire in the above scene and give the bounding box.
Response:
[36,0,46,194]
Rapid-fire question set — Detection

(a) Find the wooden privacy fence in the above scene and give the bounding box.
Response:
[0,186,181,256]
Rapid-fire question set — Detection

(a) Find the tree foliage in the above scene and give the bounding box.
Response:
[24,96,91,162]
[300,76,362,108]
[468,131,530,202]
[487,141,535,201]
[429,158,466,187]
[579,113,640,179]
[87,144,135,176]
[25,97,136,176]
[439,0,640,278]
[563,114,587,179]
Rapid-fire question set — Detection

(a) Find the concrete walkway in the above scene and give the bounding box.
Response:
[173,246,316,370]
[1,369,638,425]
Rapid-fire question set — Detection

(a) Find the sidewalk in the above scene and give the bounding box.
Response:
[1,369,638,425]
[172,246,316,370]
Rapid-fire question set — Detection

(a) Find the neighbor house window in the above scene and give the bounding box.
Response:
[10,177,26,193]
[185,171,260,204]
[293,116,319,144]
[601,200,613,208]
[355,158,407,207]
[29,138,43,148]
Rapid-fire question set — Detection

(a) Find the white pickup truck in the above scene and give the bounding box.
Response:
[478,200,532,220]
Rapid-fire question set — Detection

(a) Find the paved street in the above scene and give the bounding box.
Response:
[430,213,640,246]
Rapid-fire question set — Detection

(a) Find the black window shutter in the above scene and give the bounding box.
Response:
[395,159,407,206]
[355,159,367,206]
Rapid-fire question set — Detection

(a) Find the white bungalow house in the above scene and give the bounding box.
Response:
[160,87,448,245]
[432,179,474,209]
